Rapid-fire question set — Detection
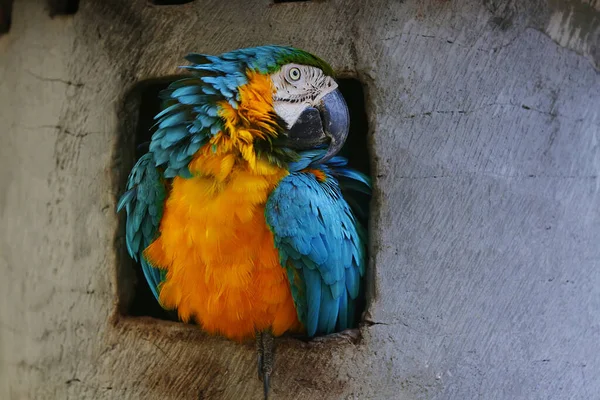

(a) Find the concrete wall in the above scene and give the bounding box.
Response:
[0,0,598,399]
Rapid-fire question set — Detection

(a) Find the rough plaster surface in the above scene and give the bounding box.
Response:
[0,0,599,399]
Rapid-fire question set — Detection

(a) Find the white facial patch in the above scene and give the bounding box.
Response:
[271,63,338,128]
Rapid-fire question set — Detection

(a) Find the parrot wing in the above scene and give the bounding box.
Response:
[117,152,167,301]
[265,153,370,336]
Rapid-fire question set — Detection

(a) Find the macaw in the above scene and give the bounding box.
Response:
[118,45,370,398]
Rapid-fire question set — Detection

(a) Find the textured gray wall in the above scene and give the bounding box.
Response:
[0,0,598,399]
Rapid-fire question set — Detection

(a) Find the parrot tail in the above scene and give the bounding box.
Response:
[256,330,275,400]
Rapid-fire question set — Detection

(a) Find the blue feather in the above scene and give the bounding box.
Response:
[178,94,212,105]
[141,259,162,300]
[117,153,167,302]
[345,264,360,299]
[317,281,340,334]
[303,268,322,336]
[210,124,221,136]
[325,156,348,167]
[171,85,204,97]
[329,279,345,299]
[163,126,188,143]
[266,166,369,337]
[337,292,349,330]
[117,188,136,212]
[309,235,328,264]
[158,112,187,129]
[201,86,218,95]
[164,167,177,178]
[334,168,371,189]
[288,150,327,171]
[153,104,181,120]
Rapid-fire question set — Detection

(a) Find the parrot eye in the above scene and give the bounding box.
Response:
[287,67,301,82]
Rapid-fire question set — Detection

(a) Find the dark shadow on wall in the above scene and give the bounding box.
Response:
[47,0,79,16]
[0,0,12,34]
[151,0,195,5]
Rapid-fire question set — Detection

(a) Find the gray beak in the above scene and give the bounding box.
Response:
[279,88,350,163]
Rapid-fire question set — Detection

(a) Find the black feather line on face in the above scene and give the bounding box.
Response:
[273,93,314,103]
[273,65,328,104]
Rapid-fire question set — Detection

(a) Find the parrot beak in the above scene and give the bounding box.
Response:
[280,88,350,162]
[317,89,350,162]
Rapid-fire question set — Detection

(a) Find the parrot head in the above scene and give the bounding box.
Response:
[269,61,349,162]
[150,46,350,177]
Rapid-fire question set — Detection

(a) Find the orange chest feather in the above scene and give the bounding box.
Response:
[144,151,302,341]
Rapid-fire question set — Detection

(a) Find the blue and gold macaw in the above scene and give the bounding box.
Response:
[118,45,370,398]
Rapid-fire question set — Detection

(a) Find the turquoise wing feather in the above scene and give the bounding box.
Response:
[265,152,370,336]
[117,152,167,301]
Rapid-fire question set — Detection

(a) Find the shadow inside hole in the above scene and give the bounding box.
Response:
[123,77,371,328]
[274,0,311,3]
[125,78,180,320]
[0,0,12,34]
[337,78,371,177]
[47,0,79,16]
[335,78,371,325]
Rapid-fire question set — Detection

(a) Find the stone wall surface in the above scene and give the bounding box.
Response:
[0,0,598,399]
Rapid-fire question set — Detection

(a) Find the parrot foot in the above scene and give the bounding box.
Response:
[256,330,275,400]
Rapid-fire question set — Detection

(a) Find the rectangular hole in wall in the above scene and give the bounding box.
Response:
[0,0,12,35]
[116,76,371,336]
[47,0,79,16]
